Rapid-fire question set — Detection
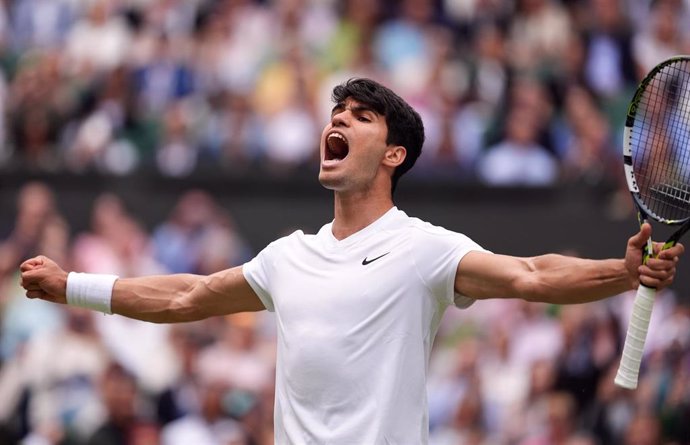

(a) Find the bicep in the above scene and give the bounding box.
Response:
[454,251,534,300]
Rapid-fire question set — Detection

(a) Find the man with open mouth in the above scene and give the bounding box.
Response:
[19,78,685,444]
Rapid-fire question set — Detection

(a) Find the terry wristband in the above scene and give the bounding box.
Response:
[66,272,119,314]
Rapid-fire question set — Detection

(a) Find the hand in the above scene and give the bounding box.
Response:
[20,255,69,304]
[625,223,685,289]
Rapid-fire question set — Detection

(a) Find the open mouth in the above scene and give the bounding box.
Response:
[325,132,349,163]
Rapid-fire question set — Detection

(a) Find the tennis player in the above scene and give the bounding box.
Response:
[20,78,684,444]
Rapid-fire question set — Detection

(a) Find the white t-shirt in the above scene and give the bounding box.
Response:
[243,207,486,444]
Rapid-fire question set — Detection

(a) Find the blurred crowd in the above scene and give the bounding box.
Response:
[0,182,268,445]
[0,0,688,185]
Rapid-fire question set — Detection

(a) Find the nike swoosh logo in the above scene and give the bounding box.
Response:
[362,252,390,265]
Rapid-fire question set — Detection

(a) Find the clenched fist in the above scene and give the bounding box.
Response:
[20,256,69,304]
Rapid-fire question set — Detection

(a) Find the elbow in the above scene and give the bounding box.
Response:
[165,292,205,323]
[148,288,203,324]
[165,277,222,322]
[511,256,561,303]
[136,298,194,324]
[512,273,551,303]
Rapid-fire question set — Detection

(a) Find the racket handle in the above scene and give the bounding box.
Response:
[614,285,656,389]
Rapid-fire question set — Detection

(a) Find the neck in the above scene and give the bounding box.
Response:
[331,189,394,240]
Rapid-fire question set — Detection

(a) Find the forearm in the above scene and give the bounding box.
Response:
[521,254,633,304]
[112,267,264,323]
[111,274,202,323]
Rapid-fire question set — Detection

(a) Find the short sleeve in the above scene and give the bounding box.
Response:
[242,245,276,312]
[411,223,488,308]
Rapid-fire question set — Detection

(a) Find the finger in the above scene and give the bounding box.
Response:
[639,275,664,289]
[628,223,653,250]
[25,289,48,300]
[646,274,675,290]
[19,276,33,289]
[676,242,685,255]
[639,264,674,280]
[645,257,677,271]
[27,290,62,303]
[652,242,675,256]
[658,279,674,289]
[658,244,685,260]
[19,276,40,289]
[20,257,44,272]
[21,283,43,291]
[20,269,42,283]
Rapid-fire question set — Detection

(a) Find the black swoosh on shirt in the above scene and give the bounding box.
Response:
[362,252,390,265]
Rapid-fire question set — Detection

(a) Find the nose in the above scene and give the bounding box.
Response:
[331,109,350,127]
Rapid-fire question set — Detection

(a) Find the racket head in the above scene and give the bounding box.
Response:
[623,55,690,226]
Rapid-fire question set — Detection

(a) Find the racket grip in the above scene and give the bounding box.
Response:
[614,285,656,389]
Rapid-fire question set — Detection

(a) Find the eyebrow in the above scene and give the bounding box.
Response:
[331,102,380,117]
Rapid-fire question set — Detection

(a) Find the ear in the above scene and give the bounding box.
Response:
[382,145,407,168]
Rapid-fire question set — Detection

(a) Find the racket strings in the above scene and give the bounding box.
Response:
[632,59,690,222]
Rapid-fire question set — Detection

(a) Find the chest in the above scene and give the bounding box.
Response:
[267,238,431,332]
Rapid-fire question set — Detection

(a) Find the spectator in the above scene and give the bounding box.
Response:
[623,412,662,445]
[581,0,636,100]
[156,100,200,176]
[196,313,275,393]
[0,308,110,444]
[519,391,578,445]
[429,384,488,445]
[72,193,175,393]
[151,189,219,274]
[631,0,689,78]
[319,0,382,74]
[197,91,265,167]
[10,0,73,51]
[0,182,65,360]
[508,0,573,73]
[477,107,559,186]
[555,84,616,185]
[160,381,244,445]
[64,0,132,77]
[477,326,530,437]
[8,53,66,170]
[86,362,159,445]
[65,67,141,174]
[133,32,195,115]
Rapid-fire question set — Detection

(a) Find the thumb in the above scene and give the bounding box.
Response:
[629,223,652,249]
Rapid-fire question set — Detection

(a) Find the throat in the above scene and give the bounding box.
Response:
[331,193,394,240]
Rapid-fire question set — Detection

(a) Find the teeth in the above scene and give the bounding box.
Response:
[328,133,347,143]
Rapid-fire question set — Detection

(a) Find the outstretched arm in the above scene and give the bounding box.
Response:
[20,256,264,323]
[455,223,684,304]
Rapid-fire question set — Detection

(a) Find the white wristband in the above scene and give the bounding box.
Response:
[66,272,119,314]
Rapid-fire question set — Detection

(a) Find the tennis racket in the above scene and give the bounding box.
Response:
[615,55,690,390]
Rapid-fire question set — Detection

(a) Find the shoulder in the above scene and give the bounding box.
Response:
[404,216,476,244]
[263,229,312,252]
[384,215,483,259]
